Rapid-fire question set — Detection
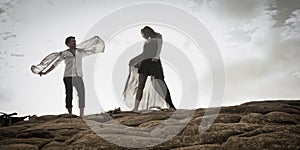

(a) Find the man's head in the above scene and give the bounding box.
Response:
[65,36,76,49]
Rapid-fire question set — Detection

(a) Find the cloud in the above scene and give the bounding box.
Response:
[0,31,16,40]
[226,26,300,102]
[284,9,300,38]
[0,7,4,15]
[267,0,300,27]
[195,0,268,25]
[190,0,273,48]
[0,0,20,23]
[10,53,24,57]
[292,70,300,78]
[225,27,255,44]
[189,0,300,104]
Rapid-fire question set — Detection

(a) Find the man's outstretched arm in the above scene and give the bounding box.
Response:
[39,53,63,76]
[39,65,55,76]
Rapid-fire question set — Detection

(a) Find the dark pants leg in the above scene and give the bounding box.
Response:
[63,77,85,109]
[63,77,73,108]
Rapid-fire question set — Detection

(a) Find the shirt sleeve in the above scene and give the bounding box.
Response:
[52,52,64,67]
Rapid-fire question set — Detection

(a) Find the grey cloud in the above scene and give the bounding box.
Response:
[267,0,300,27]
[0,8,4,15]
[0,32,16,40]
[224,27,300,101]
[284,9,300,37]
[0,0,17,14]
[10,53,24,57]
[226,28,256,44]
[0,0,20,23]
[191,0,269,45]
[292,70,300,78]
[194,0,266,21]
[191,0,299,42]
[189,0,300,102]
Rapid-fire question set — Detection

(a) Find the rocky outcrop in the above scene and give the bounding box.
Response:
[0,100,299,149]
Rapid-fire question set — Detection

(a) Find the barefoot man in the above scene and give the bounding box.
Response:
[39,36,103,116]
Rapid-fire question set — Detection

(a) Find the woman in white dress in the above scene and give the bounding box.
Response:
[130,26,176,111]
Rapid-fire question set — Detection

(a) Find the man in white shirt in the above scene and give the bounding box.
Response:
[39,36,86,116]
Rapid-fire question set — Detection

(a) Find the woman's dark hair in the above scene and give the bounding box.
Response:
[141,26,162,39]
[65,36,75,45]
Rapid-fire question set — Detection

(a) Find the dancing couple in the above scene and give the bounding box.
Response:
[36,26,176,116]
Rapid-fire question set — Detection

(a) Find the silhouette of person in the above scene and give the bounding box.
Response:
[39,36,90,116]
[132,26,176,111]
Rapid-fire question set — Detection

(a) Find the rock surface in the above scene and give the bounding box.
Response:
[0,100,299,149]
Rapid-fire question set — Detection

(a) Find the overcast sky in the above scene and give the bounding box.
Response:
[0,0,299,116]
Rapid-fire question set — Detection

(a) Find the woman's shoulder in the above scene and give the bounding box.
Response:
[144,38,163,46]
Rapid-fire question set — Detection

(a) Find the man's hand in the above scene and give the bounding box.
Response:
[38,65,55,76]
[38,72,46,76]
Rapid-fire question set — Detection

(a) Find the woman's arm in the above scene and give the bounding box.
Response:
[154,38,162,59]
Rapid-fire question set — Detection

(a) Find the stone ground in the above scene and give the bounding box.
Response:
[0,100,300,150]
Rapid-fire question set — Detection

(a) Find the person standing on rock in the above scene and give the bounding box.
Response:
[132,26,176,111]
[39,36,105,116]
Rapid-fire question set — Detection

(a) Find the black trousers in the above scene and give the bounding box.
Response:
[63,77,85,108]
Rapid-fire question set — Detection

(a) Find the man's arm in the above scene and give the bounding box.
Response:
[39,53,63,76]
[39,65,55,76]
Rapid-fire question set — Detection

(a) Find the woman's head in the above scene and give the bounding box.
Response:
[141,26,162,39]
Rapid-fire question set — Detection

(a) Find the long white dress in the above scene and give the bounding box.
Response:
[122,54,169,111]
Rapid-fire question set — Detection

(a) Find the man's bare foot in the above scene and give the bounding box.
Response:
[80,108,84,117]
[67,107,72,114]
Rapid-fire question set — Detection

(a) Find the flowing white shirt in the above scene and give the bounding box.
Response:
[53,49,85,77]
[30,36,105,75]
